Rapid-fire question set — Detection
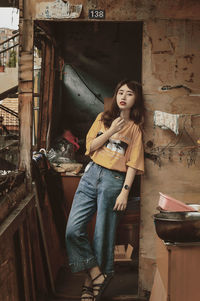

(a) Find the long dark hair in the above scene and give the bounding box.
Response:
[102,79,145,128]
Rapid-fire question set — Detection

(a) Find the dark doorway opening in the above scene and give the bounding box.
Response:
[35,20,143,300]
[51,21,143,147]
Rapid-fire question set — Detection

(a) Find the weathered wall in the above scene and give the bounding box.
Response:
[20,0,200,297]
[31,0,200,21]
[0,68,18,94]
[139,19,200,293]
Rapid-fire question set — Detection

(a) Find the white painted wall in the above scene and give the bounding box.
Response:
[0,67,18,94]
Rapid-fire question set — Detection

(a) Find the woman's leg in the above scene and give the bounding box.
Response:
[85,168,124,300]
[82,266,105,301]
[66,193,97,273]
[93,168,125,275]
[65,162,99,273]
[81,273,93,301]
[66,162,109,300]
[66,163,124,299]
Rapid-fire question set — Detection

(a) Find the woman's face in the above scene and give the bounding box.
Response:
[116,84,135,111]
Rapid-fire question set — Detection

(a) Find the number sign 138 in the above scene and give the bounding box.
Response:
[89,10,105,19]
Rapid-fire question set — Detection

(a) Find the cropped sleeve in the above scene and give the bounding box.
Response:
[85,113,103,156]
[126,126,144,174]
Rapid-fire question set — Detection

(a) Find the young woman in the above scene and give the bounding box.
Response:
[65,79,144,301]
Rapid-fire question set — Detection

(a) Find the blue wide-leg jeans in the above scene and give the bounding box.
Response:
[65,161,125,275]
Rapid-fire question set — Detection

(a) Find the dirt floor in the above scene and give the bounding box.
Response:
[46,261,142,301]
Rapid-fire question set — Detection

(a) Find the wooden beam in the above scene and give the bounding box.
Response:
[18,92,33,183]
[18,16,34,188]
[25,217,37,301]
[0,183,26,224]
[19,225,31,301]
[38,40,53,149]
[46,44,55,149]
[37,40,46,149]
[0,193,35,241]
[0,234,19,300]
[30,207,49,295]
[0,85,18,101]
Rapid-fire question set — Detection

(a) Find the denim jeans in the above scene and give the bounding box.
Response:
[65,161,125,275]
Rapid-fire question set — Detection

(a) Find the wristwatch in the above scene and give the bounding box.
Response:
[123,184,130,190]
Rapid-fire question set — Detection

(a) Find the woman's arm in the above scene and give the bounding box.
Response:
[90,117,125,152]
[113,166,137,211]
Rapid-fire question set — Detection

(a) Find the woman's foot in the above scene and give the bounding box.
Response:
[89,266,111,301]
[81,273,93,301]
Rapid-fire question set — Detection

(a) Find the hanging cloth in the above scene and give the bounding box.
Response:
[154,111,179,135]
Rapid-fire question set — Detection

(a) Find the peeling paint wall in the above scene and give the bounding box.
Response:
[20,0,200,296]
[143,20,200,96]
[139,19,200,293]
[35,0,82,19]
[32,0,200,21]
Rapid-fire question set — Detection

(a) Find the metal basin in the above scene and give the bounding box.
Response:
[156,211,200,220]
[153,212,200,243]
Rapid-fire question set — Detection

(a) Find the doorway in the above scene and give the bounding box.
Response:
[35,20,143,300]
[51,21,143,144]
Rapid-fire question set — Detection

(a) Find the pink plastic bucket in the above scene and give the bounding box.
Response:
[158,192,196,212]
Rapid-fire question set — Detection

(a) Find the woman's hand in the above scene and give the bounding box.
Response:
[109,117,125,135]
[89,117,125,152]
[113,167,137,211]
[113,191,128,211]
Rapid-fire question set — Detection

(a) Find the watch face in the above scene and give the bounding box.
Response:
[124,184,129,190]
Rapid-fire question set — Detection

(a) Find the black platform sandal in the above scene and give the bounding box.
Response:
[81,285,94,300]
[92,273,112,301]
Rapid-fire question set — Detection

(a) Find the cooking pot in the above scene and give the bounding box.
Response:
[153,212,200,243]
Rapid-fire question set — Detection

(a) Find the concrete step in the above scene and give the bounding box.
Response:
[47,295,148,301]
[102,295,148,301]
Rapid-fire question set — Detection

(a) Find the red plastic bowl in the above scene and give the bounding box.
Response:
[158,192,196,212]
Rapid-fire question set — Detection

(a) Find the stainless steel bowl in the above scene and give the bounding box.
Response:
[155,211,200,221]
[153,212,200,242]
[187,204,200,212]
